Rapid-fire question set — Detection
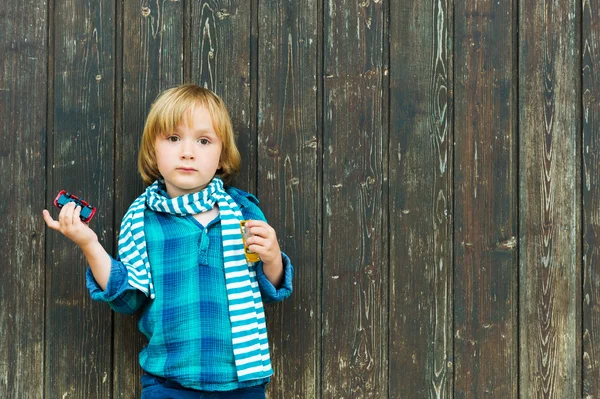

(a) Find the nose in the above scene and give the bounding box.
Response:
[180,140,195,159]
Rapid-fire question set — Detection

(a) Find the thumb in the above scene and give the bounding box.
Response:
[42,209,61,231]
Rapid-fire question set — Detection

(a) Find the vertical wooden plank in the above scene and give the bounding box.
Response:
[453,0,518,397]
[115,0,184,397]
[583,0,600,396]
[46,0,115,397]
[388,0,453,396]
[0,0,47,397]
[257,0,318,398]
[322,0,387,397]
[519,0,581,397]
[190,0,253,191]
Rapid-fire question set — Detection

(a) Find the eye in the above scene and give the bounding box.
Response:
[167,136,180,142]
[198,138,210,145]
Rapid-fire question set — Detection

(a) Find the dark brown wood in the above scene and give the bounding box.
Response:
[454,0,518,397]
[583,0,600,395]
[0,0,47,397]
[45,0,116,397]
[388,0,453,397]
[322,1,387,397]
[115,0,185,397]
[519,0,582,397]
[5,0,600,397]
[257,0,319,398]
[190,0,253,192]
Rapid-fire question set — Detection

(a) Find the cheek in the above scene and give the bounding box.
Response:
[154,147,170,171]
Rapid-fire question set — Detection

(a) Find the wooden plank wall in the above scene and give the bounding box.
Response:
[454,0,517,396]
[520,1,582,398]
[1,0,47,397]
[2,0,599,398]
[389,0,452,397]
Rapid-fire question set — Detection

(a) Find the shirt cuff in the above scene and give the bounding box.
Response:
[255,252,294,303]
[86,258,132,302]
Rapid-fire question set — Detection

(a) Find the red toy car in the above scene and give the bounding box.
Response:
[53,190,96,223]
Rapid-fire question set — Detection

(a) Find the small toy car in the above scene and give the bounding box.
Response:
[53,190,96,223]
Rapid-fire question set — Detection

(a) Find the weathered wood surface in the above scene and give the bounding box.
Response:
[45,0,115,397]
[389,0,452,397]
[0,0,47,397]
[257,0,319,398]
[583,0,600,396]
[114,0,185,397]
[454,0,518,397]
[2,0,598,397]
[190,0,253,191]
[322,0,387,397]
[519,0,582,397]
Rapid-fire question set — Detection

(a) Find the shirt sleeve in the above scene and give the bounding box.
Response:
[86,258,149,314]
[255,251,294,304]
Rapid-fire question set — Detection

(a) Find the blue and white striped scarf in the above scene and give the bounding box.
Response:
[117,177,272,382]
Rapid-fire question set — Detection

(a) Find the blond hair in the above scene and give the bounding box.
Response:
[138,84,241,185]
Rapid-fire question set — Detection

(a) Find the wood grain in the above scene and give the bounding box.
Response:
[190,0,252,191]
[4,1,599,397]
[257,0,318,397]
[519,0,581,397]
[115,0,185,397]
[453,0,518,397]
[389,0,452,397]
[0,0,47,397]
[583,0,600,396]
[45,0,115,397]
[322,0,387,397]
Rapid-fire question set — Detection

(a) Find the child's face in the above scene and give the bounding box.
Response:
[154,104,222,198]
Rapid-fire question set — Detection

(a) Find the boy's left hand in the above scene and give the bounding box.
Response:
[243,220,282,266]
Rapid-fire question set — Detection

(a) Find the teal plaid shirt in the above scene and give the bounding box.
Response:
[86,187,293,391]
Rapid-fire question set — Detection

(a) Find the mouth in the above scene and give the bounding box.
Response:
[177,167,197,172]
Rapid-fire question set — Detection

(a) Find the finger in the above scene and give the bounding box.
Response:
[59,201,74,226]
[249,226,271,238]
[246,236,268,251]
[58,204,66,225]
[247,243,263,255]
[245,219,268,229]
[72,205,82,225]
[65,202,77,226]
[42,209,62,231]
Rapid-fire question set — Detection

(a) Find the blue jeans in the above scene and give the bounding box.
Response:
[140,374,267,399]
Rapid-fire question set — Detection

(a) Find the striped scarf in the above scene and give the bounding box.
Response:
[117,177,272,382]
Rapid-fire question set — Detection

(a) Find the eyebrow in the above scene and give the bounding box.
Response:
[171,126,215,135]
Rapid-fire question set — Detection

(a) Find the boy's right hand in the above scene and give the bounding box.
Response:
[43,201,99,249]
